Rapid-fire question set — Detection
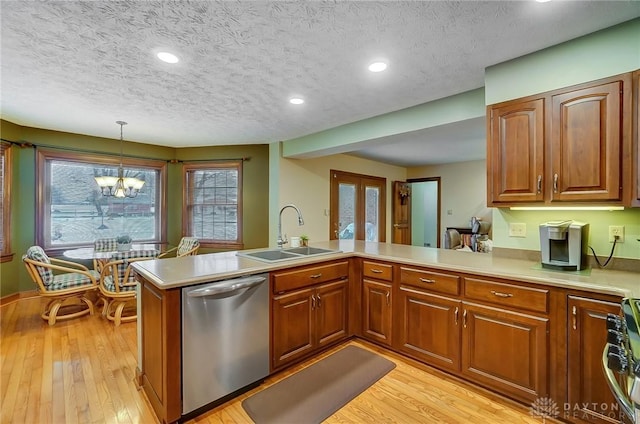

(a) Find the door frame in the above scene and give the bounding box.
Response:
[407,177,441,248]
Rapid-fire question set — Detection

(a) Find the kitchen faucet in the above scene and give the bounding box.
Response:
[277,204,304,248]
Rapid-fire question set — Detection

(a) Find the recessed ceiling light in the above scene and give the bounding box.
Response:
[536,0,551,3]
[289,98,304,105]
[157,52,179,64]
[368,62,388,72]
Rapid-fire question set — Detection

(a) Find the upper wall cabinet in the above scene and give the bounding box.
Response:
[487,73,634,207]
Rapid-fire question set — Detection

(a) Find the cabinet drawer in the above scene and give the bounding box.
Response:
[273,261,349,293]
[400,267,460,296]
[464,277,549,314]
[363,261,393,282]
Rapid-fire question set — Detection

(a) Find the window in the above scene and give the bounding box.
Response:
[183,162,243,249]
[0,142,12,262]
[36,149,167,254]
[330,170,386,242]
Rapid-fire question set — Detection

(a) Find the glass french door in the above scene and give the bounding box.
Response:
[330,170,386,242]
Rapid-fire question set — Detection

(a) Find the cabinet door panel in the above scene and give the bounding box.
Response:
[462,302,548,404]
[398,286,461,372]
[488,98,545,204]
[362,279,392,346]
[568,296,623,424]
[551,81,622,201]
[272,288,314,369]
[315,280,348,348]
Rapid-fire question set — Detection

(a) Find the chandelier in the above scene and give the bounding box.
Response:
[94,121,145,198]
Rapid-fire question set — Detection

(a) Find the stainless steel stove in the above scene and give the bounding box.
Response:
[604,298,640,423]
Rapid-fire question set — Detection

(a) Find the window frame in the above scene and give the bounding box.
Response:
[0,142,13,262]
[36,149,167,256]
[182,161,244,250]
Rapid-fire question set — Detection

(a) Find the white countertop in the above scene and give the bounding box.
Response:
[131,240,639,297]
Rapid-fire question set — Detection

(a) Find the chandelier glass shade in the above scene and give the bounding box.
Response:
[94,121,145,198]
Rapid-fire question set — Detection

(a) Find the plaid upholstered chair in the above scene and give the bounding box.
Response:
[98,249,158,326]
[158,237,200,258]
[93,237,118,272]
[22,245,99,325]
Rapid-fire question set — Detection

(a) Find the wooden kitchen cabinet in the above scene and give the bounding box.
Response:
[487,73,632,206]
[487,97,545,204]
[397,286,461,372]
[362,279,393,346]
[138,276,182,424]
[550,80,623,202]
[567,296,623,424]
[461,301,549,404]
[361,260,393,346]
[271,261,349,370]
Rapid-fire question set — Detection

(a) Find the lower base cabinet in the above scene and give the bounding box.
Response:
[567,296,624,424]
[362,279,393,346]
[461,302,549,404]
[396,285,461,372]
[272,279,348,370]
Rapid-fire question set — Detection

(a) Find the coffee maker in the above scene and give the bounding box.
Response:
[539,220,589,271]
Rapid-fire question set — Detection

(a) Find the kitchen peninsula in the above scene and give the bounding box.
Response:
[132,241,639,424]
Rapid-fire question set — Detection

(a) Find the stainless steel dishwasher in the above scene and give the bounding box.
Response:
[181,273,269,416]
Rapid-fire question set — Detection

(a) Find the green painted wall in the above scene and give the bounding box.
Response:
[485,18,640,104]
[494,209,639,260]
[0,120,269,297]
[282,88,485,158]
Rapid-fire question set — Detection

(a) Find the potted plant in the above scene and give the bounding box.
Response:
[300,235,309,247]
[116,235,132,251]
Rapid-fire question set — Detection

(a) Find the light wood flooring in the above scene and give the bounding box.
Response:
[2,296,546,423]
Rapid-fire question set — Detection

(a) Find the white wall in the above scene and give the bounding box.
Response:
[408,160,490,246]
[273,150,406,246]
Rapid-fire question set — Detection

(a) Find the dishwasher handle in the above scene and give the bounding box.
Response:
[187,275,266,298]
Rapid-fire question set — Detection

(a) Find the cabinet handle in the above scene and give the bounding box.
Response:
[317,294,321,308]
[572,305,577,330]
[463,309,468,328]
[553,173,558,193]
[386,291,390,306]
[537,175,542,194]
[370,269,383,274]
[490,290,513,298]
[311,295,316,309]
[310,273,322,279]
[419,278,435,284]
[454,307,459,325]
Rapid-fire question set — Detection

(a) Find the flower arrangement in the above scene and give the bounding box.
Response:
[300,235,309,247]
[116,235,132,244]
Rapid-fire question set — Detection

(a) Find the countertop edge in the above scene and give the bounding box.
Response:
[131,242,638,298]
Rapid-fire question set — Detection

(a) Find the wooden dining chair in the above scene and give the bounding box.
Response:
[22,245,100,325]
[158,236,200,258]
[93,237,118,272]
[98,250,158,326]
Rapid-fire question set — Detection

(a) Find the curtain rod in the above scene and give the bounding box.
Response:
[0,138,250,163]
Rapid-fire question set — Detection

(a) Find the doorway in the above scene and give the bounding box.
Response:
[408,178,441,248]
[329,170,386,242]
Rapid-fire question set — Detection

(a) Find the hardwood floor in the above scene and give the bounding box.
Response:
[2,296,546,424]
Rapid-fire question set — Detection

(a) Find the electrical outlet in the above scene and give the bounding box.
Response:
[609,225,625,243]
[508,223,526,237]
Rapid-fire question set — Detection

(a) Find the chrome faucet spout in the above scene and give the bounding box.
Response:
[278,204,304,248]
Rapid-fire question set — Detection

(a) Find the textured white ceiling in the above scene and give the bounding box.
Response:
[1,1,639,166]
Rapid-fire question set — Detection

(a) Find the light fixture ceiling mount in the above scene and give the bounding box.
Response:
[94,121,145,198]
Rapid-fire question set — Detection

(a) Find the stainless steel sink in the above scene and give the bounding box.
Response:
[284,247,336,256]
[237,247,341,262]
